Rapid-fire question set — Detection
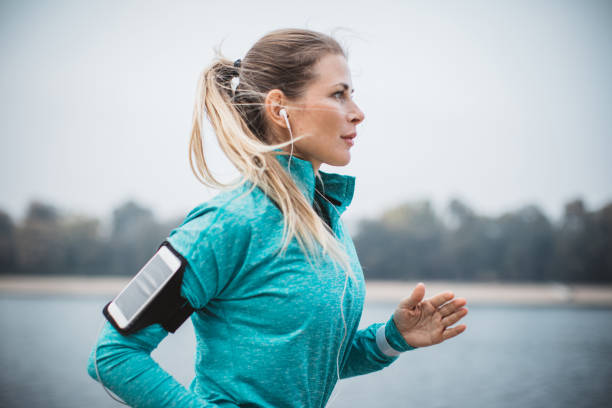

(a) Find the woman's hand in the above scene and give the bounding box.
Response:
[393,283,468,348]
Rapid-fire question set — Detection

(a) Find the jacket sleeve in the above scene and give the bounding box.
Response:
[340,314,416,379]
[86,207,248,407]
[86,322,215,407]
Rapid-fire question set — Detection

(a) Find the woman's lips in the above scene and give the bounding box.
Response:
[341,132,356,146]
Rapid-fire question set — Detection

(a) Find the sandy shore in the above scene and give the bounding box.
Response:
[1,275,611,306]
[363,281,612,306]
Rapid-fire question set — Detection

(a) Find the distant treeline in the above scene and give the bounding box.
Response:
[0,201,181,277]
[354,199,611,282]
[0,198,610,282]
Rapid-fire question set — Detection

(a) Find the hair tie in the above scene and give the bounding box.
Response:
[230,59,242,93]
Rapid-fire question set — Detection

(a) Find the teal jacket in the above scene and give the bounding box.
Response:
[87,155,414,407]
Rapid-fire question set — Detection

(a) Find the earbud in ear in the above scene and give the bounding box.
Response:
[279,108,291,130]
[279,107,295,170]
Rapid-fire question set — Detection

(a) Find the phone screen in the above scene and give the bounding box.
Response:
[114,246,181,323]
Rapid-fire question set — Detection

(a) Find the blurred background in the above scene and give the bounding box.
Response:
[1,0,611,407]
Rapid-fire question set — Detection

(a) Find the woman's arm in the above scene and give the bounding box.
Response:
[86,322,215,407]
[340,283,468,379]
[339,314,414,379]
[86,206,250,407]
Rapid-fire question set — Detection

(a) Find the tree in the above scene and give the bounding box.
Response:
[441,199,505,281]
[15,202,65,274]
[355,201,444,280]
[61,215,105,275]
[108,201,168,275]
[0,209,16,274]
[553,200,612,282]
[497,205,554,281]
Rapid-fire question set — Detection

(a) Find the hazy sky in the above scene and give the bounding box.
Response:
[1,0,611,224]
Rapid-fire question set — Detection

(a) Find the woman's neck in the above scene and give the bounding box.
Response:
[282,147,321,174]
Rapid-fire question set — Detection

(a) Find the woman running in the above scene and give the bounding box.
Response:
[87,27,468,408]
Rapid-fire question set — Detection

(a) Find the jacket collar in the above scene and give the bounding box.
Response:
[275,154,355,214]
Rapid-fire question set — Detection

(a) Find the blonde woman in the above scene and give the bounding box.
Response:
[87,28,468,407]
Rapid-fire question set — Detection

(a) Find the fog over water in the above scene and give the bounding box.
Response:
[1,0,611,224]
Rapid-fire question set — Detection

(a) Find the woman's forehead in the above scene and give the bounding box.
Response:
[310,54,352,89]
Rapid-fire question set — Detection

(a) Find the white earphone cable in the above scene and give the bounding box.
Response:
[280,108,294,175]
[314,187,353,406]
[282,108,350,389]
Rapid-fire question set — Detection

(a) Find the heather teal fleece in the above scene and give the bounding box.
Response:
[87,155,414,407]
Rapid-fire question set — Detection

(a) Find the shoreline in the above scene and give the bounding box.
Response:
[0,275,611,306]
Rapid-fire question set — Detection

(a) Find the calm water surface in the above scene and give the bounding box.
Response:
[1,296,611,408]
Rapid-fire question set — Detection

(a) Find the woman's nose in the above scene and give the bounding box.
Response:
[349,102,365,125]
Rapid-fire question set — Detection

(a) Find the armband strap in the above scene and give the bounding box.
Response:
[102,240,194,335]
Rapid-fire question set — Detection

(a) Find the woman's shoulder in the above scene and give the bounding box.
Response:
[170,181,278,240]
[165,187,256,275]
[165,183,282,304]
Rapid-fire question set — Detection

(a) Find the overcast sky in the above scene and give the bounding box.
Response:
[1,0,611,225]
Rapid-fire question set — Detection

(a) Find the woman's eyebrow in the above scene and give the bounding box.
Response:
[333,83,355,93]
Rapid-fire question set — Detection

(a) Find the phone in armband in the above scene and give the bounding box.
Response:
[103,241,194,335]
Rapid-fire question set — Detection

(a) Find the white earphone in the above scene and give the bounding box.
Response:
[280,108,295,173]
[279,108,291,132]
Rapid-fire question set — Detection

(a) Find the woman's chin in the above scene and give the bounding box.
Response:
[325,153,351,167]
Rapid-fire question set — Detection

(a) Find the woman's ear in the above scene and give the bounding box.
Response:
[264,89,290,129]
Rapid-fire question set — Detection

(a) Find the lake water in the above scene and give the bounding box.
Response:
[1,295,611,408]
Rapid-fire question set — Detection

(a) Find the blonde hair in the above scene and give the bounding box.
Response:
[189,28,353,274]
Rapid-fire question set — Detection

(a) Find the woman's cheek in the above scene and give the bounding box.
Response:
[318,104,343,133]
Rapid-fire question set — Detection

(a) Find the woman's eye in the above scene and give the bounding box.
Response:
[333,91,346,100]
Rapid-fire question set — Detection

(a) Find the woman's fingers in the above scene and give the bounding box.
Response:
[442,324,467,341]
[398,282,426,310]
[438,298,467,317]
[429,291,455,308]
[441,308,468,327]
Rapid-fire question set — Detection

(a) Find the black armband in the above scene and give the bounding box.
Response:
[103,241,194,335]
